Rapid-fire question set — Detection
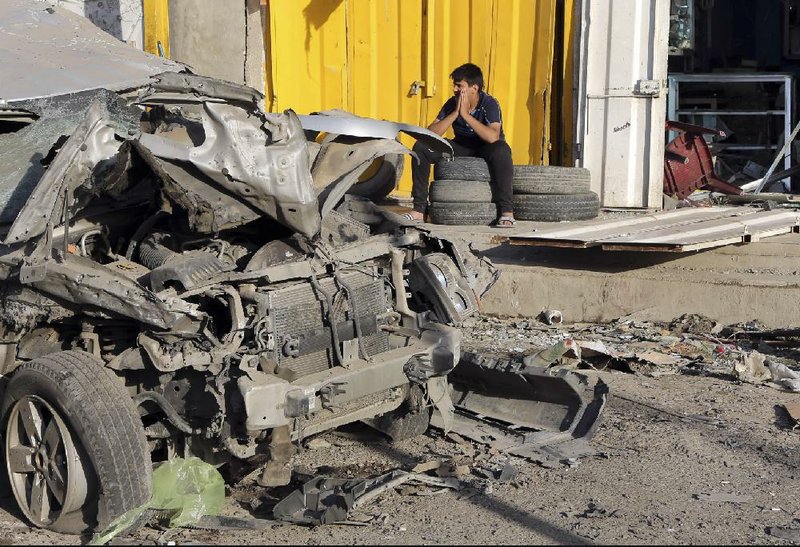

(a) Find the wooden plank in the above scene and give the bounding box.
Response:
[509,206,743,247]
[508,206,800,253]
[599,212,800,251]
[598,210,800,245]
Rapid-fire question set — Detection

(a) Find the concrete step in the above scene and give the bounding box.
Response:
[425,222,800,329]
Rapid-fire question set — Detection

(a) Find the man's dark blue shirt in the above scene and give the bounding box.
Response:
[436,91,505,148]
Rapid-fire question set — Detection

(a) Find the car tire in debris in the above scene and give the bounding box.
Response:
[346,153,404,201]
[434,156,491,182]
[512,165,591,195]
[429,179,493,203]
[428,201,497,225]
[363,386,430,442]
[2,351,152,534]
[513,192,600,222]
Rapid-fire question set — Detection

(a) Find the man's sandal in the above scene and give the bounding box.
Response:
[401,212,423,222]
[494,215,516,228]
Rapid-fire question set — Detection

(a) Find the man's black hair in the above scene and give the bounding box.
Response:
[450,63,484,91]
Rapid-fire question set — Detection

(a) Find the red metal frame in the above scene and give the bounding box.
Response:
[663,121,744,200]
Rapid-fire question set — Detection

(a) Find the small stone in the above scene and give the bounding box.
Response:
[305,438,331,450]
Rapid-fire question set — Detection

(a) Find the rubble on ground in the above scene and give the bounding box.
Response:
[460,313,800,391]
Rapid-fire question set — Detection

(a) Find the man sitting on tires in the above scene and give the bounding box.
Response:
[404,63,515,227]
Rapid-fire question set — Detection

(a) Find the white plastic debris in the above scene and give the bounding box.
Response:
[767,360,800,392]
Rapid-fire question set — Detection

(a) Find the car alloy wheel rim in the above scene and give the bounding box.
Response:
[5,395,90,527]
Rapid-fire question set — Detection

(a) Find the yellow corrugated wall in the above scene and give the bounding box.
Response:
[143,0,170,57]
[145,0,562,195]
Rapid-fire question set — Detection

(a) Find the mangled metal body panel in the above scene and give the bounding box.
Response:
[0,0,182,103]
[0,11,484,483]
[0,2,605,534]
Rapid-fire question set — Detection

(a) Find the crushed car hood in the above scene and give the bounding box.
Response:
[0,2,452,242]
[0,0,183,104]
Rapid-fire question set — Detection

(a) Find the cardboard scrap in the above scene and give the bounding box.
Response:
[782,401,800,427]
[733,351,771,384]
[634,351,683,366]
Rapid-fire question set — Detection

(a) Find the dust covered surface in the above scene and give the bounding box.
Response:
[1,315,798,545]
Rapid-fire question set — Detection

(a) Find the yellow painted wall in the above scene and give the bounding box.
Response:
[145,0,564,195]
[143,0,170,57]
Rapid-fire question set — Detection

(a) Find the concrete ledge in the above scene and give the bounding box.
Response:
[424,221,800,328]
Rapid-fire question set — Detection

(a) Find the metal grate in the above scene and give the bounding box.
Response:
[268,270,389,378]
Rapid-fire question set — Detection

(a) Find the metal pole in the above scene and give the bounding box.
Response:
[754,116,800,194]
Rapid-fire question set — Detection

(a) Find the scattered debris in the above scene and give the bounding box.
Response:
[412,460,443,474]
[579,501,618,518]
[522,339,582,368]
[540,309,563,325]
[767,361,800,392]
[693,492,753,503]
[634,350,683,368]
[272,470,460,525]
[496,460,519,483]
[733,351,772,384]
[435,463,471,479]
[464,314,800,396]
[669,313,721,335]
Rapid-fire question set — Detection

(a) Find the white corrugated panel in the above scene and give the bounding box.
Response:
[574,0,670,208]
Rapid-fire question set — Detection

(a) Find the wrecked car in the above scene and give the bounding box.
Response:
[0,2,501,535]
[0,2,607,536]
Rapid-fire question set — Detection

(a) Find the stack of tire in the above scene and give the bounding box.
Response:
[427,157,496,225]
[512,166,600,221]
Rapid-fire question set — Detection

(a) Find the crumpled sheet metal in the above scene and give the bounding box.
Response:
[139,106,320,238]
[0,0,182,104]
[434,351,608,464]
[314,139,412,219]
[0,89,140,229]
[137,71,264,107]
[298,111,453,158]
[26,254,198,329]
[4,100,122,245]
[273,470,460,525]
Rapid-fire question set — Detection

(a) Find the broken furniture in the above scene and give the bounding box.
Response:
[663,120,744,199]
[667,73,794,187]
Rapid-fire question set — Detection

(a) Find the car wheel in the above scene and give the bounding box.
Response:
[364,385,430,442]
[513,192,600,221]
[346,153,404,201]
[2,351,152,534]
[512,165,591,195]
[428,202,497,225]
[429,179,493,203]
[434,157,491,182]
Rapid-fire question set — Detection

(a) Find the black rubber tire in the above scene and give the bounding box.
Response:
[513,192,600,221]
[1,351,152,534]
[434,157,491,182]
[428,202,497,225]
[347,154,404,201]
[512,165,591,195]
[365,386,430,442]
[429,179,493,203]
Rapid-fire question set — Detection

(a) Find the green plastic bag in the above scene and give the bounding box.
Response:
[151,456,225,528]
[91,457,225,545]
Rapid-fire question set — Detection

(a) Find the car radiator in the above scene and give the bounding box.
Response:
[266,270,391,380]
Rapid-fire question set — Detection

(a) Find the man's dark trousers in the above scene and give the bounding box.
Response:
[411,139,514,215]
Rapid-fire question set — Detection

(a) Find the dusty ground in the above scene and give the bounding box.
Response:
[0,316,798,545]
